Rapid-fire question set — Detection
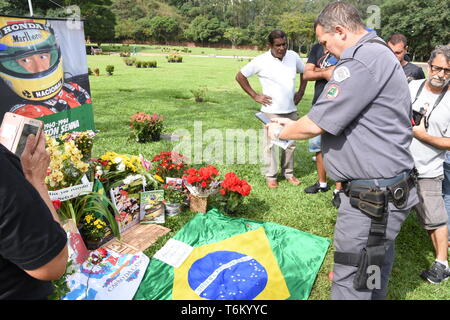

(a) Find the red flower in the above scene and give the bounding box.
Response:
[98,248,108,257]
[52,200,62,210]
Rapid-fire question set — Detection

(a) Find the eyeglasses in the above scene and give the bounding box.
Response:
[430,64,450,76]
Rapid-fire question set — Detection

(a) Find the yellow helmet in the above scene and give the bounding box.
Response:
[0,18,64,101]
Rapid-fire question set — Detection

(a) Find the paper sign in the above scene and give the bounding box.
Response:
[153,238,194,268]
[48,181,94,201]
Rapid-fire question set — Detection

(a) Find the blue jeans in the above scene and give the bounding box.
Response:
[443,161,450,241]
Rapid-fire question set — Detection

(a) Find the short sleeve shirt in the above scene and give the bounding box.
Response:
[308,32,415,181]
[307,43,339,105]
[240,50,304,114]
[403,63,426,82]
[409,80,450,178]
[0,144,67,300]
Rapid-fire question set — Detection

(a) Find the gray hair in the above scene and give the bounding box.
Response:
[314,1,365,33]
[429,45,450,64]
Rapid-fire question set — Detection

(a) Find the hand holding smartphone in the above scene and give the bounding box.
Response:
[0,112,44,157]
[255,112,294,150]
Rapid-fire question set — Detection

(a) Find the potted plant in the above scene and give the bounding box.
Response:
[215,172,252,214]
[163,180,187,216]
[129,112,164,143]
[182,165,221,213]
[80,213,113,250]
[151,151,189,181]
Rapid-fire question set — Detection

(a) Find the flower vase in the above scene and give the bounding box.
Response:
[165,202,182,217]
[189,194,208,213]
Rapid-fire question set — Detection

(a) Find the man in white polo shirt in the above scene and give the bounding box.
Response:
[236,30,307,188]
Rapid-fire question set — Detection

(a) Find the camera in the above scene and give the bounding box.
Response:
[412,108,426,126]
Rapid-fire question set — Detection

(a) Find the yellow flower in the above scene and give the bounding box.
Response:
[154,175,164,183]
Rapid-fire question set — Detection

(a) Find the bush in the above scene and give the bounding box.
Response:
[190,86,208,103]
[167,54,183,63]
[93,67,100,76]
[120,51,131,57]
[106,65,114,75]
[149,61,157,68]
[135,61,142,68]
[123,57,134,66]
[88,67,93,76]
[129,112,164,143]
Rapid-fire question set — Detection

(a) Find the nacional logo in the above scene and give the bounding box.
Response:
[32,80,63,99]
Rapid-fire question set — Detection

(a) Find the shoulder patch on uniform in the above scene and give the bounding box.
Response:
[326,84,340,99]
[333,66,351,82]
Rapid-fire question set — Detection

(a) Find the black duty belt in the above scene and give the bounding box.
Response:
[334,170,416,291]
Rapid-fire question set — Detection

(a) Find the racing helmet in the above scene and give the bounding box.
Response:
[0,19,64,101]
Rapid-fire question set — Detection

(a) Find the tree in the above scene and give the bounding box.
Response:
[184,16,226,44]
[147,16,181,44]
[380,0,450,61]
[223,27,247,48]
[278,12,315,53]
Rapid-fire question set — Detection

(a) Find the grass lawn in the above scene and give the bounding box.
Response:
[87,53,450,300]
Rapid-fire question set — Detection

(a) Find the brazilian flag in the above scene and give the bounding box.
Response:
[134,209,330,300]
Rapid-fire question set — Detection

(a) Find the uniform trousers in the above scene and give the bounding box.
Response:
[331,186,419,300]
[262,111,298,180]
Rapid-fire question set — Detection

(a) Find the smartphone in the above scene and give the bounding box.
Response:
[0,112,43,157]
[255,112,271,124]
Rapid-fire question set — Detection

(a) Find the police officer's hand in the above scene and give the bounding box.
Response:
[266,122,283,141]
[253,94,272,105]
[271,118,295,127]
[21,130,50,188]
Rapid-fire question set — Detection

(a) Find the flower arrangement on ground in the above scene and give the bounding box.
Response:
[163,180,187,204]
[45,135,90,190]
[216,172,252,214]
[129,112,164,143]
[152,151,189,181]
[182,165,221,213]
[80,213,111,249]
[60,130,96,161]
[182,165,221,197]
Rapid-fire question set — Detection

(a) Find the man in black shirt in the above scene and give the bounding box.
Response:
[0,131,68,300]
[387,33,426,82]
[303,43,343,207]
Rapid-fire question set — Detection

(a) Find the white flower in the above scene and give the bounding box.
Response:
[118,163,126,171]
[114,157,123,164]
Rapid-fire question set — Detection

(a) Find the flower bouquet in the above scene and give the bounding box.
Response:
[163,180,188,216]
[215,172,252,214]
[182,165,221,213]
[60,130,96,161]
[152,151,189,181]
[129,112,164,143]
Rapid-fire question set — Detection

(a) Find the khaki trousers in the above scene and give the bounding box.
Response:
[262,111,298,180]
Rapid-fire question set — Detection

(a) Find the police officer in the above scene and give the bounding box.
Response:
[267,1,419,300]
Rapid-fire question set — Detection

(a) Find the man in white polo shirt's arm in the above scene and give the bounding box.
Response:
[236,29,307,189]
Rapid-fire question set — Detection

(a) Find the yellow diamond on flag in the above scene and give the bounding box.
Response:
[173,227,290,300]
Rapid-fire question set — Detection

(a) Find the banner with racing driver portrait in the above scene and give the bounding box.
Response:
[0,15,95,138]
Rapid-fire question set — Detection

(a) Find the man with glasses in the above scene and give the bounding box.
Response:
[387,33,425,82]
[409,45,450,284]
